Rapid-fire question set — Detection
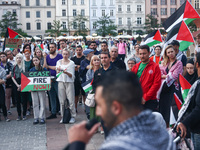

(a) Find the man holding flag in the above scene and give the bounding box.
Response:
[176,52,200,150]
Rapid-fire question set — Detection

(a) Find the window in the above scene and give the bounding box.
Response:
[161,0,167,5]
[80,22,85,29]
[151,8,157,15]
[73,22,77,29]
[63,22,66,29]
[110,0,113,5]
[62,9,66,16]
[47,23,51,30]
[13,9,17,15]
[3,9,7,15]
[73,9,76,16]
[102,10,105,16]
[47,0,51,6]
[101,0,105,6]
[36,11,40,18]
[118,18,122,25]
[127,18,131,25]
[161,8,167,15]
[62,0,66,5]
[26,0,29,6]
[195,0,199,9]
[137,5,141,12]
[36,0,40,6]
[127,5,131,12]
[81,0,84,5]
[92,0,96,5]
[110,10,113,16]
[93,10,96,17]
[73,0,76,5]
[170,8,176,15]
[81,9,85,16]
[37,22,41,30]
[26,11,30,18]
[170,0,176,5]
[118,5,122,12]
[137,17,141,25]
[151,0,157,5]
[26,23,31,30]
[93,22,96,29]
[47,11,51,18]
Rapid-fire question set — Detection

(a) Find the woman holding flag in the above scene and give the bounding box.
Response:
[158,45,183,126]
[56,48,76,124]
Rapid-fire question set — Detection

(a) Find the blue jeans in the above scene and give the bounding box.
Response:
[49,81,59,114]
[191,133,200,150]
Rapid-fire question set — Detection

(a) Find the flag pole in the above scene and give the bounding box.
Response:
[2,28,8,51]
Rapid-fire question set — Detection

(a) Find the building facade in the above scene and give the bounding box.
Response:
[90,0,116,35]
[0,0,21,25]
[20,0,56,37]
[115,0,145,35]
[145,0,187,25]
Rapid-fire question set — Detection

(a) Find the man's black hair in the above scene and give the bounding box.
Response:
[50,43,56,48]
[97,71,143,110]
[139,45,150,52]
[88,41,97,47]
[23,44,31,52]
[0,52,7,56]
[154,45,162,50]
[100,51,110,58]
[76,45,82,50]
[101,41,108,46]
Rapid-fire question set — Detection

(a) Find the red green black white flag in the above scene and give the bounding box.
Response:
[163,0,200,32]
[143,30,163,47]
[179,74,191,102]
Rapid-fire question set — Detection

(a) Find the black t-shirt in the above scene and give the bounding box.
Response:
[71,56,85,66]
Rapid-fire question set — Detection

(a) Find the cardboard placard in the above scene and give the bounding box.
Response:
[5,38,22,49]
[21,71,51,92]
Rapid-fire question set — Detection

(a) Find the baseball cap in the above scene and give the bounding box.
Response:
[83,49,94,56]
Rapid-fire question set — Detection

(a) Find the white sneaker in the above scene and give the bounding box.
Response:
[69,117,75,124]
[59,119,63,124]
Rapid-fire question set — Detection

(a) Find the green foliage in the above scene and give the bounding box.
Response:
[94,15,117,37]
[144,14,160,34]
[70,15,89,36]
[15,29,29,37]
[134,30,144,35]
[0,11,22,37]
[45,20,68,37]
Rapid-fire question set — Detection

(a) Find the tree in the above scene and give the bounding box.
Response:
[94,15,117,37]
[45,20,68,37]
[70,15,89,36]
[144,14,160,34]
[0,11,22,37]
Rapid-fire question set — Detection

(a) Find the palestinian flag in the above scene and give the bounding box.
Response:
[164,21,194,51]
[38,43,44,51]
[81,79,93,93]
[143,30,163,47]
[3,27,19,51]
[179,74,191,102]
[163,0,200,32]
[173,93,183,110]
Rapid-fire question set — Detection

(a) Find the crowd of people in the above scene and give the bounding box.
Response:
[0,33,200,150]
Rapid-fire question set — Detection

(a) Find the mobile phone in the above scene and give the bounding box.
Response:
[85,118,98,130]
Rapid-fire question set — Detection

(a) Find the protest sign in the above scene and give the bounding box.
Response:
[5,38,22,49]
[21,71,51,92]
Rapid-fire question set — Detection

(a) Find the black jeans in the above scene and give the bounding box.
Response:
[118,54,125,62]
[14,78,28,117]
[0,84,7,117]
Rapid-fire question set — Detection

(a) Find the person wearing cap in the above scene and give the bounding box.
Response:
[79,49,94,83]
[170,40,187,75]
